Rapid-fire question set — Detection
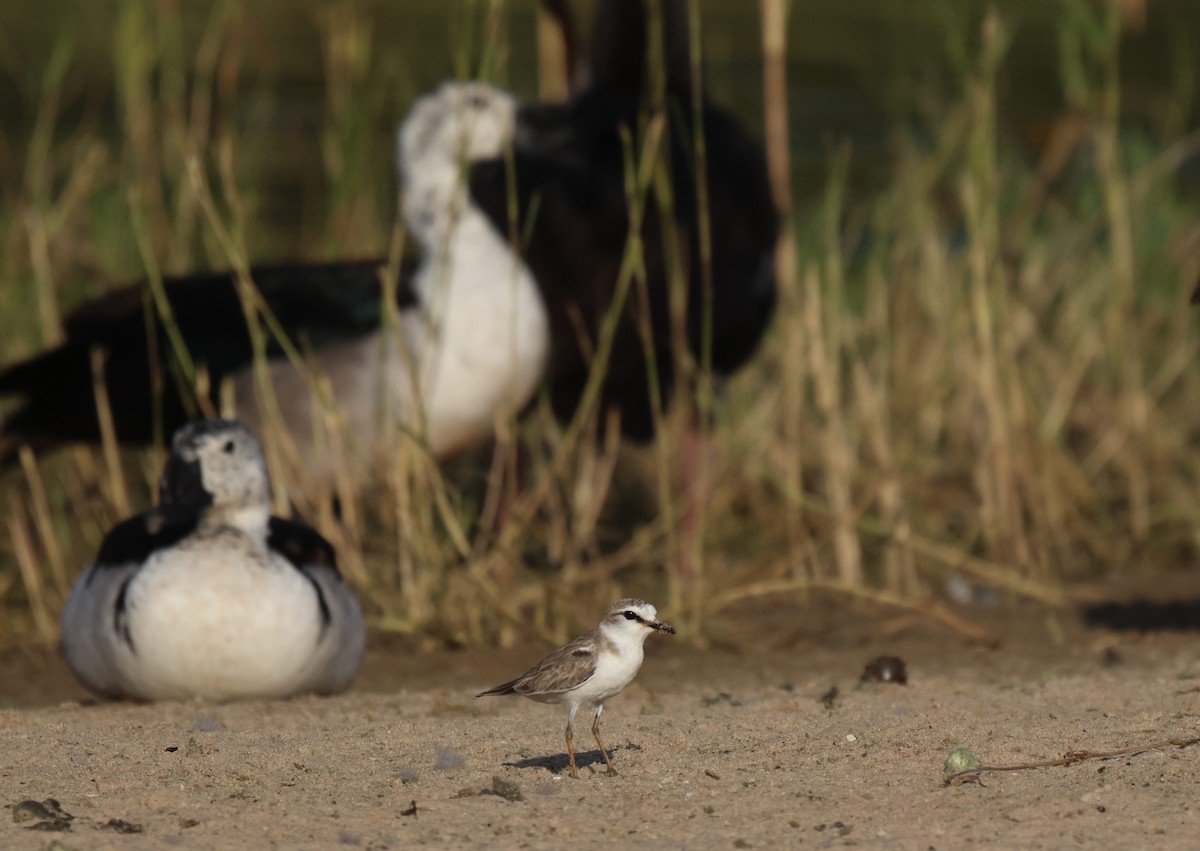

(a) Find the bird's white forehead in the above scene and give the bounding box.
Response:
[172,419,250,458]
[168,420,268,491]
[607,598,657,620]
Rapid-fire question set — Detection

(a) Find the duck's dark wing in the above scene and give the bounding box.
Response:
[60,505,202,698]
[267,516,366,695]
[89,506,202,656]
[0,259,416,465]
[91,507,202,570]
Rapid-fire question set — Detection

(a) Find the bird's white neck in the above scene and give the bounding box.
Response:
[404,166,474,255]
[201,504,270,537]
[599,622,652,656]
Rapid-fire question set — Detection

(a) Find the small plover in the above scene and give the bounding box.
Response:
[477,598,675,778]
[60,419,366,701]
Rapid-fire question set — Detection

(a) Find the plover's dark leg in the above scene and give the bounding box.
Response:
[592,703,617,775]
[565,720,579,779]
[565,703,580,779]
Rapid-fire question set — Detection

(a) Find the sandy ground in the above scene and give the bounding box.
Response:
[2,599,1200,850]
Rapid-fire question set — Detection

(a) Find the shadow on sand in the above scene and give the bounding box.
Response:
[504,744,642,776]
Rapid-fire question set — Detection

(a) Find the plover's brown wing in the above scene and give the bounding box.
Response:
[513,632,599,696]
[477,631,599,698]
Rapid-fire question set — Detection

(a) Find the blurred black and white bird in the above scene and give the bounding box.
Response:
[0,82,548,482]
[1,0,775,483]
[468,0,779,577]
[471,0,779,440]
[61,418,366,701]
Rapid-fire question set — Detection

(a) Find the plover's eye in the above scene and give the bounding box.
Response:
[223,440,236,454]
[623,611,638,621]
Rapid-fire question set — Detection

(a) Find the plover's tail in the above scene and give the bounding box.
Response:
[475,679,522,698]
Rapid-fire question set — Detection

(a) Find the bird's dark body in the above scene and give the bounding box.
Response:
[470,0,778,439]
[0,260,413,465]
[471,88,777,439]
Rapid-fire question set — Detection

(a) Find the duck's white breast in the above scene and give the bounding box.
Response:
[118,529,325,701]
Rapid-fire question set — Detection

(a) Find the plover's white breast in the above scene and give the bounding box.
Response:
[568,628,645,705]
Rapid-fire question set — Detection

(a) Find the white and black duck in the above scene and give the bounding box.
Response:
[2,0,773,468]
[0,82,548,482]
[61,418,366,701]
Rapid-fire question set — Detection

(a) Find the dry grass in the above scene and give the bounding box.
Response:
[1,0,1199,649]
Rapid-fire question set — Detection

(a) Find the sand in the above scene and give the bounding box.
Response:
[2,600,1199,850]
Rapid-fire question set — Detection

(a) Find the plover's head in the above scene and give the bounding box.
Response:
[159,419,270,514]
[601,598,676,637]
[397,81,516,243]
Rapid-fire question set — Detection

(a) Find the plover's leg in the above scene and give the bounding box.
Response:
[592,703,617,775]
[565,703,580,779]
